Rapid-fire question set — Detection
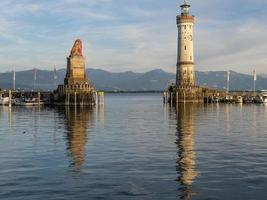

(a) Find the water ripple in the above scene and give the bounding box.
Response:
[0,95,267,199]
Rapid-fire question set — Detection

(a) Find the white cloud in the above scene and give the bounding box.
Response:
[0,0,267,74]
[195,18,267,74]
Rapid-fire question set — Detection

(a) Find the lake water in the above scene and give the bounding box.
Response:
[0,94,267,200]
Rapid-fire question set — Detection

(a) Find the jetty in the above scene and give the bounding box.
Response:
[163,88,266,104]
[164,1,263,105]
[53,39,96,106]
[0,39,104,107]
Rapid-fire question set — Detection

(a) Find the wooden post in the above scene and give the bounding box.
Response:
[81,93,84,106]
[74,92,77,107]
[8,90,12,107]
[95,91,98,105]
[65,88,67,105]
[97,91,104,105]
[101,92,105,105]
[38,92,41,105]
[67,92,70,106]
[166,92,169,103]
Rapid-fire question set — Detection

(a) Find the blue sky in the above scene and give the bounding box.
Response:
[0,0,267,74]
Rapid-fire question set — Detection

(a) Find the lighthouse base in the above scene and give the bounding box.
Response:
[175,87,204,103]
[164,86,204,104]
[53,84,96,106]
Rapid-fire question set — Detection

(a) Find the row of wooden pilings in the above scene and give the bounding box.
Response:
[163,90,259,104]
[163,90,206,104]
[64,91,105,106]
[163,91,174,104]
[163,91,190,104]
[1,90,104,107]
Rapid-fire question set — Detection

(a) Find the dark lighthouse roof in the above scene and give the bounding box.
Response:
[180,0,191,16]
[180,0,190,8]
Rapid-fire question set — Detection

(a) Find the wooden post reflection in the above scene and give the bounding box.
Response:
[96,104,105,128]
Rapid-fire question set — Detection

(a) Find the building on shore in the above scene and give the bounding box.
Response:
[53,39,96,105]
[166,1,204,103]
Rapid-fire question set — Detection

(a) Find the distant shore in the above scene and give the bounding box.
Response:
[103,90,164,94]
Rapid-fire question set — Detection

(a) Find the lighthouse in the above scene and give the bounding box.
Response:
[176,0,196,88]
[171,1,203,103]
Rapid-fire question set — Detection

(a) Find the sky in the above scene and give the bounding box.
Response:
[0,0,267,74]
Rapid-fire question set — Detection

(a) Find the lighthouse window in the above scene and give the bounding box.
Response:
[184,25,186,30]
[184,46,187,50]
[190,56,192,60]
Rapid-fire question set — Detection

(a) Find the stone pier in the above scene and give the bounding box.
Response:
[54,39,96,106]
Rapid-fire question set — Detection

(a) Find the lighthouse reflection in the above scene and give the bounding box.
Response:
[62,106,95,171]
[174,103,199,199]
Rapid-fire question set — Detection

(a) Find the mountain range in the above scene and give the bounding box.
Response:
[0,68,266,91]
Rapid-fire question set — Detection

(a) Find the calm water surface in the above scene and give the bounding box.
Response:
[0,94,267,200]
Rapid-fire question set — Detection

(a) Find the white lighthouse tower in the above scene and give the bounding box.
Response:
[173,1,203,103]
[176,0,195,87]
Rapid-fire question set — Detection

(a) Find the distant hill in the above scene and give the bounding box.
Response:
[0,68,266,91]
[196,71,263,91]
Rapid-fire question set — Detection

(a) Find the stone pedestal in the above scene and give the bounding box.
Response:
[164,86,204,104]
[55,84,96,106]
[54,39,96,106]
[175,86,204,103]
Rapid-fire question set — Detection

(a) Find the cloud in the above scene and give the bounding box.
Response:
[86,23,176,72]
[0,0,267,74]
[195,17,267,74]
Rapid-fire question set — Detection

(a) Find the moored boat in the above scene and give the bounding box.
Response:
[236,96,243,103]
[14,98,44,106]
[254,91,267,103]
[0,95,10,105]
